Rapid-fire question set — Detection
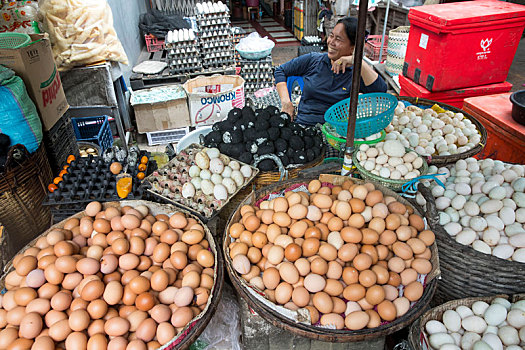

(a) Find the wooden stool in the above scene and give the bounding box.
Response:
[247,6,260,21]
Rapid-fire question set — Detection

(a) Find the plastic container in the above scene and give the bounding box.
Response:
[403,1,525,91]
[71,116,113,152]
[510,89,525,125]
[324,93,397,138]
[235,43,274,60]
[0,33,31,49]
[364,35,388,62]
[463,93,525,164]
[144,34,164,53]
[399,74,513,108]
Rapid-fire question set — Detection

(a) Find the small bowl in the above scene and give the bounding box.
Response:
[510,90,525,126]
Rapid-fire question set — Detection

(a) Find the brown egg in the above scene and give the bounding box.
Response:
[393,297,411,317]
[171,307,193,328]
[324,279,343,297]
[262,268,280,289]
[26,298,51,316]
[418,230,435,246]
[93,219,111,234]
[275,282,293,305]
[48,318,72,341]
[157,322,176,345]
[310,257,328,275]
[32,336,54,350]
[352,253,372,271]
[305,305,320,324]
[121,215,141,230]
[308,179,322,193]
[404,281,423,301]
[387,257,406,274]
[110,162,123,175]
[135,293,155,311]
[50,291,72,311]
[169,213,188,229]
[288,204,308,220]
[301,238,320,257]
[244,215,261,232]
[19,312,43,339]
[388,271,402,287]
[319,244,337,261]
[104,316,130,336]
[411,258,432,274]
[343,284,366,301]
[365,309,382,328]
[119,254,140,270]
[6,306,25,326]
[377,300,397,321]
[365,285,385,306]
[345,311,369,330]
[392,242,413,260]
[291,287,309,307]
[181,230,204,245]
[0,328,18,349]
[87,334,109,350]
[15,256,37,276]
[400,268,418,286]
[14,287,37,306]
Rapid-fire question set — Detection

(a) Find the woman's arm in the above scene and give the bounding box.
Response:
[276,82,294,117]
[332,55,379,86]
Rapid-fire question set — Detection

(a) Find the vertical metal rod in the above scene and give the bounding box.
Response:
[341,0,369,176]
[378,0,391,63]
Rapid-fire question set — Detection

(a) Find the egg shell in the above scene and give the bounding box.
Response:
[345,311,369,330]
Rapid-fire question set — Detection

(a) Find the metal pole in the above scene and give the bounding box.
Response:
[341,0,369,176]
[378,0,391,63]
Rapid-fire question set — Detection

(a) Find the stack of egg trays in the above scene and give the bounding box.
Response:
[165,34,202,75]
[232,27,247,67]
[197,11,234,69]
[240,56,274,94]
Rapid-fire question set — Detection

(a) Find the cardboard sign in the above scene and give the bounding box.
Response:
[0,34,69,130]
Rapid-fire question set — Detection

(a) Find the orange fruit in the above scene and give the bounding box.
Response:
[140,156,148,164]
[138,164,147,172]
[53,177,63,185]
[136,172,145,180]
[66,155,76,164]
[48,184,58,193]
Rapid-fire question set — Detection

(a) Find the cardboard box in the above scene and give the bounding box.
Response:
[0,34,69,131]
[183,75,245,127]
[131,85,191,133]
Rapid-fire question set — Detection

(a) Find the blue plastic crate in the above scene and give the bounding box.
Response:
[71,116,113,152]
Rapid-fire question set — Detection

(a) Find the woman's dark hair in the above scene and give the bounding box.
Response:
[336,17,369,46]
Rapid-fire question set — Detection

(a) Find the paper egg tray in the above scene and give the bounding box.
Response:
[143,144,259,223]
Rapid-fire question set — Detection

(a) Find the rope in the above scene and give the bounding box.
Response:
[401,172,447,194]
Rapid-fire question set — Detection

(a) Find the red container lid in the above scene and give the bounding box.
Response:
[399,75,513,99]
[408,1,525,30]
[464,93,525,141]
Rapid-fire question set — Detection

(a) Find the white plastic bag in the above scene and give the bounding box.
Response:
[236,32,274,52]
[0,1,39,34]
[38,0,128,71]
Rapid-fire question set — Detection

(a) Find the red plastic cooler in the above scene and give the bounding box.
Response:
[399,74,513,108]
[403,1,525,92]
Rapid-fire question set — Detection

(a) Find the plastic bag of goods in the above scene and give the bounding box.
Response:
[38,0,129,71]
[0,65,42,153]
[236,32,274,58]
[0,1,39,34]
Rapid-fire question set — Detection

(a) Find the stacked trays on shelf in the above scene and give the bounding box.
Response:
[232,27,247,67]
[196,1,235,69]
[165,28,202,75]
[240,56,274,94]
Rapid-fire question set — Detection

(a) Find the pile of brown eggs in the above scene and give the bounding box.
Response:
[0,202,215,350]
[228,179,435,331]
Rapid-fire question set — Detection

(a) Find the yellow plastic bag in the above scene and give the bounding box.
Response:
[38,0,128,71]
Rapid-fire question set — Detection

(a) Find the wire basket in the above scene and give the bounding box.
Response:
[324,93,397,139]
[322,123,386,151]
[0,33,31,49]
[353,148,429,192]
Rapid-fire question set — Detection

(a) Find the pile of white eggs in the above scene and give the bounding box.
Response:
[425,158,525,262]
[355,140,424,180]
[384,102,481,157]
[424,297,525,350]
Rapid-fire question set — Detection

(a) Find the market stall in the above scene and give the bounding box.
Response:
[0,0,524,349]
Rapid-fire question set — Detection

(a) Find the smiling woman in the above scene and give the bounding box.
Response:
[274,17,387,126]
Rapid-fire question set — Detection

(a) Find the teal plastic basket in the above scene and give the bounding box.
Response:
[324,93,397,139]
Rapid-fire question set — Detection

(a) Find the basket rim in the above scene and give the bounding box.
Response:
[223,175,440,342]
[323,123,386,146]
[397,96,487,166]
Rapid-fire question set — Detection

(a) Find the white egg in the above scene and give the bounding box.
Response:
[497,325,519,346]
[222,178,237,195]
[181,183,196,198]
[506,309,525,328]
[229,161,241,171]
[429,333,455,349]
[484,304,507,326]
[456,305,474,319]
[461,332,481,350]
[240,165,253,178]
[462,315,487,333]
[443,310,462,332]
[213,184,228,200]
[201,179,214,195]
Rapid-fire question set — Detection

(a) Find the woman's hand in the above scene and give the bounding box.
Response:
[331,55,354,74]
[281,100,295,120]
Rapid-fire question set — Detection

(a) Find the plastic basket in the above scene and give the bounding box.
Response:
[0,33,31,49]
[43,112,80,173]
[364,35,388,62]
[324,93,397,139]
[353,147,429,192]
[322,123,386,151]
[235,42,275,60]
[71,116,113,152]
[145,34,164,53]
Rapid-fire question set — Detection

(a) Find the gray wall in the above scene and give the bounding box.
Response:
[107,0,150,83]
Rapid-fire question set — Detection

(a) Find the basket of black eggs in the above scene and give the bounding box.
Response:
[202,105,326,189]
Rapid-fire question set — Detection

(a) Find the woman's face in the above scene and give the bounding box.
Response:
[327,23,354,61]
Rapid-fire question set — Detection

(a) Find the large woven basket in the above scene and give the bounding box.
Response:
[1,200,224,350]
[223,175,440,342]
[408,294,512,350]
[0,143,53,258]
[385,26,410,76]
[419,184,525,304]
[397,97,487,166]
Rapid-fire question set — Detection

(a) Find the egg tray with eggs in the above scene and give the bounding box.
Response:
[143,144,259,224]
[0,200,224,350]
[223,174,440,342]
[408,294,525,350]
[44,153,153,205]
